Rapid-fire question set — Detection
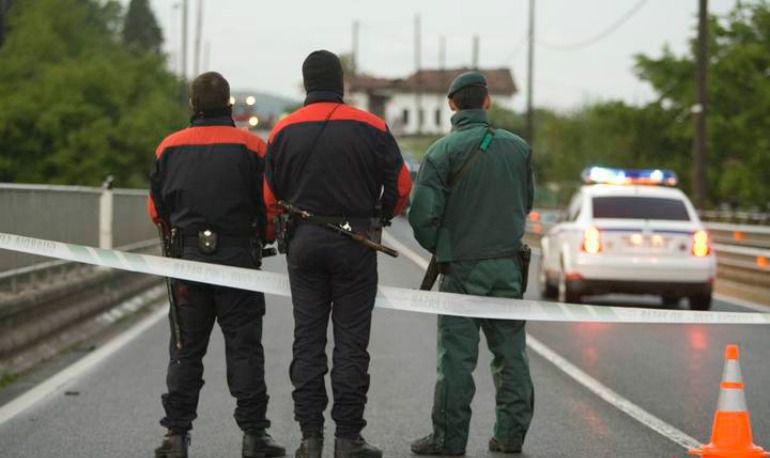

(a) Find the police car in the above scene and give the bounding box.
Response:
[538,167,716,310]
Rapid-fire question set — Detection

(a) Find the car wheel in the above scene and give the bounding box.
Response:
[661,296,680,308]
[539,265,558,299]
[689,294,712,311]
[557,267,581,304]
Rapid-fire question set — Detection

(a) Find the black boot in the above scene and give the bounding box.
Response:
[334,436,382,458]
[294,433,323,458]
[410,434,465,456]
[244,430,286,457]
[154,430,190,458]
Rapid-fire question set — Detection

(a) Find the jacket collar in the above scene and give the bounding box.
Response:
[190,106,236,127]
[450,109,489,131]
[190,115,235,127]
[304,91,344,106]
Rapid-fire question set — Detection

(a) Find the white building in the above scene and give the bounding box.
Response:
[347,67,517,136]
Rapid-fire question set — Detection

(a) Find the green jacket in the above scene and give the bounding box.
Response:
[408,109,533,263]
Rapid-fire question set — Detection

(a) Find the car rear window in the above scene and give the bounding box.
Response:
[592,196,691,220]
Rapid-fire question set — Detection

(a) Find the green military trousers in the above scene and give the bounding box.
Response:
[430,257,535,451]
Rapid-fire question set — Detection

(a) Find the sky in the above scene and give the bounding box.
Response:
[135,0,740,111]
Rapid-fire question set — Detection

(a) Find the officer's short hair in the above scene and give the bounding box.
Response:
[451,86,489,110]
[191,72,231,113]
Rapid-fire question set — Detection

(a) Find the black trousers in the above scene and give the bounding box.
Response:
[160,248,269,433]
[287,225,378,439]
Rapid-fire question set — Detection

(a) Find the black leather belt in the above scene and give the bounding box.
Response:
[182,235,252,247]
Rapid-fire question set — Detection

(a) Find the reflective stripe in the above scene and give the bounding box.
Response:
[721,359,744,384]
[717,387,749,412]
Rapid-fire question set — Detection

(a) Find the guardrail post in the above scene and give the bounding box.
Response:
[99,176,114,250]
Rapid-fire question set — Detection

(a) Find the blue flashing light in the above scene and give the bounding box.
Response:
[581,166,678,186]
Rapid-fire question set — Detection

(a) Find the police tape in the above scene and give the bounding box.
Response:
[1,231,768,325]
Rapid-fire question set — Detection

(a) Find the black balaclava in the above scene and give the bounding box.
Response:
[302,50,344,96]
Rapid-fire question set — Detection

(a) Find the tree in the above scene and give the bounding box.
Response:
[634,1,770,208]
[122,0,163,54]
[0,0,186,187]
[0,0,11,47]
[517,1,770,209]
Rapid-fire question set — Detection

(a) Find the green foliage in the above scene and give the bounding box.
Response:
[0,0,186,187]
[123,0,163,54]
[524,1,770,209]
[0,371,18,388]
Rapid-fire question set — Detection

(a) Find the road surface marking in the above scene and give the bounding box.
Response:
[0,303,167,426]
[526,335,700,450]
[384,229,702,450]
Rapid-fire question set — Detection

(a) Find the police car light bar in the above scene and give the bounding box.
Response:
[581,166,678,186]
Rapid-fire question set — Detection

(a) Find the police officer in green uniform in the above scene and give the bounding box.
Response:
[409,71,535,455]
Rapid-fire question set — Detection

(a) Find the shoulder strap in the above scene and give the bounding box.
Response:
[292,103,343,180]
[448,127,495,188]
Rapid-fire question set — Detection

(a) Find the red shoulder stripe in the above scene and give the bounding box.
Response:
[155,126,258,158]
[269,103,386,143]
[245,132,267,158]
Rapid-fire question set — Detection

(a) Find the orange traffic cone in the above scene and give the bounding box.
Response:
[690,344,768,458]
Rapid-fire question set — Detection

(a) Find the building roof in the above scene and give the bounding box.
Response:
[348,67,516,96]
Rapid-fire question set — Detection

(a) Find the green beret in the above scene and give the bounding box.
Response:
[447,71,488,98]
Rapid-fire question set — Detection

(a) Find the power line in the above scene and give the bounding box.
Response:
[537,0,648,51]
[504,32,528,62]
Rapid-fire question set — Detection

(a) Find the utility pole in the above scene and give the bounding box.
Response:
[692,0,708,208]
[181,0,188,82]
[193,0,203,77]
[414,14,423,135]
[525,0,535,144]
[352,20,359,76]
[472,35,480,69]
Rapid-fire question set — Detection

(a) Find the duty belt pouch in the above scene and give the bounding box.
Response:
[198,229,218,255]
[518,244,532,294]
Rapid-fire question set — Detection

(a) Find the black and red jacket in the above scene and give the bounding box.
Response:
[264,92,411,241]
[148,115,268,239]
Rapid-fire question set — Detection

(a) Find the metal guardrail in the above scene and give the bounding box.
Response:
[704,222,770,250]
[0,183,156,273]
[700,210,770,226]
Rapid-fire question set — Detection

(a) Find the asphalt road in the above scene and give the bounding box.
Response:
[0,217,768,457]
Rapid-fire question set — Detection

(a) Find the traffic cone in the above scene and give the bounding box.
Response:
[690,344,768,458]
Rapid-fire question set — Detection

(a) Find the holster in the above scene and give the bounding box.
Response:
[274,213,296,254]
[518,244,532,294]
[166,228,183,259]
[368,217,384,244]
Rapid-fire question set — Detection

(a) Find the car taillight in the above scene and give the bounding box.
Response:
[692,230,711,256]
[582,227,602,254]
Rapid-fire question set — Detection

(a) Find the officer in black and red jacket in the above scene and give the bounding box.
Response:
[148,72,285,458]
[264,50,411,458]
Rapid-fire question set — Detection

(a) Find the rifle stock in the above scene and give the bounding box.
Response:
[420,255,440,290]
[277,201,399,258]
